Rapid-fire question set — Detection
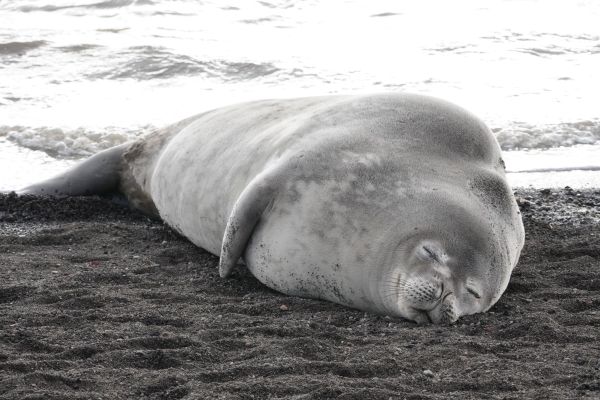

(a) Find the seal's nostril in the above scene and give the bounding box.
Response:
[442,291,454,302]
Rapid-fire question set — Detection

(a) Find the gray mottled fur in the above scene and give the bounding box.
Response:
[20,93,525,324]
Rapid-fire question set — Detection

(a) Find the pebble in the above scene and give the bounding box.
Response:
[279,304,289,311]
[423,369,434,377]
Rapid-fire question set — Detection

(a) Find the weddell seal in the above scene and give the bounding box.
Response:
[20,93,525,324]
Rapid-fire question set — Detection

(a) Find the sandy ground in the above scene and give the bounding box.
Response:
[0,188,599,400]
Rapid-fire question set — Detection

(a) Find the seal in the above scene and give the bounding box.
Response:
[20,93,525,324]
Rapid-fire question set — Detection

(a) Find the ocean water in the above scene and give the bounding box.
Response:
[1,0,599,190]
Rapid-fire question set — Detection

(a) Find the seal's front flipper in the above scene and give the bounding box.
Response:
[18,143,128,197]
[219,172,278,278]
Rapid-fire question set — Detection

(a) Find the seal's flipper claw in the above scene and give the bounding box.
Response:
[219,172,277,278]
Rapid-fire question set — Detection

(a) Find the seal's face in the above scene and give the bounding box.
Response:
[381,238,500,325]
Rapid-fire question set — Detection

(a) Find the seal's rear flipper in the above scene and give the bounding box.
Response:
[219,172,278,278]
[18,143,129,197]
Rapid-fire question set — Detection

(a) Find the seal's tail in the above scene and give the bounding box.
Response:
[18,143,129,197]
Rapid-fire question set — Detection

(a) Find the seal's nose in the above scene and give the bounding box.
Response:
[427,292,458,324]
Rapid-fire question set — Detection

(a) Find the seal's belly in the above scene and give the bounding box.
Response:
[242,174,390,313]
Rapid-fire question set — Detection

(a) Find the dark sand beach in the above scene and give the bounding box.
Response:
[0,188,599,399]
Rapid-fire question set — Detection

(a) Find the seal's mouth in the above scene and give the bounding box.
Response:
[411,291,457,325]
[440,291,454,303]
[428,292,458,324]
[380,269,458,324]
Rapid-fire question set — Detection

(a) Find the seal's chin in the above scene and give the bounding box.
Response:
[407,308,433,325]
[405,301,459,325]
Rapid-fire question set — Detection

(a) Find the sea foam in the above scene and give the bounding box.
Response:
[2,118,600,160]
[0,125,143,158]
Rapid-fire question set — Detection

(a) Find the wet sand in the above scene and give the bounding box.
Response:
[1,188,599,399]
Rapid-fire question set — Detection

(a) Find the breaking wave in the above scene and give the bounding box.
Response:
[3,119,600,161]
[494,120,600,151]
[0,125,149,158]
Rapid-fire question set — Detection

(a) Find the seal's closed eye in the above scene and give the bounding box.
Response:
[417,244,443,264]
[466,286,482,299]
[422,246,440,263]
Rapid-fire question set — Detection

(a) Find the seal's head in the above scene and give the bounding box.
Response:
[358,181,524,324]
[374,199,521,325]
[380,239,488,324]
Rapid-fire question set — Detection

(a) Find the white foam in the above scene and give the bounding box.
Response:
[0,125,144,158]
[494,120,600,151]
[3,116,599,161]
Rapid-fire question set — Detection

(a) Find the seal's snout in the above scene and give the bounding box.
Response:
[428,293,459,324]
[405,276,444,308]
[402,274,459,324]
